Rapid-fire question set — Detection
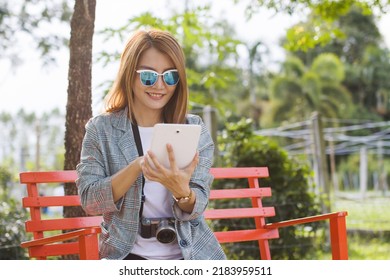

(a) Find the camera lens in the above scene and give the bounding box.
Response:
[156,220,176,244]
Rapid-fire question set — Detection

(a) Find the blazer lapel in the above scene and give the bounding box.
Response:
[113,108,139,164]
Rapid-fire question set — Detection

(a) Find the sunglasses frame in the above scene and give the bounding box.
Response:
[135,69,179,87]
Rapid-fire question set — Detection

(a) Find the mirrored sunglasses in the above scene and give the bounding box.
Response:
[136,69,179,87]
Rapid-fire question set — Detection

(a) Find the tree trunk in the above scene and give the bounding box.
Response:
[63,0,96,224]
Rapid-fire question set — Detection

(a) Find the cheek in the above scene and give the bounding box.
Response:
[165,88,177,103]
[168,86,178,96]
[132,82,144,96]
[132,76,143,91]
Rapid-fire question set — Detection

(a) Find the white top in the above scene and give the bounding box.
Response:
[130,126,183,260]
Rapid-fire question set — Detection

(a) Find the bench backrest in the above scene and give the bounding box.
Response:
[20,167,276,259]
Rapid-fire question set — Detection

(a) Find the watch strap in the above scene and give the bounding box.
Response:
[173,189,192,204]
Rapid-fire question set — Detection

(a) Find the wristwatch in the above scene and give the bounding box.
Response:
[173,189,192,204]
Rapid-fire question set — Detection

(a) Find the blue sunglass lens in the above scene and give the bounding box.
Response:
[140,71,158,86]
[163,71,179,86]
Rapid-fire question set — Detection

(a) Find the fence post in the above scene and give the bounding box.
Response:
[310,112,331,213]
[359,145,368,200]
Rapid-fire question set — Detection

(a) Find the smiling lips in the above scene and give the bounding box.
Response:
[147,91,165,99]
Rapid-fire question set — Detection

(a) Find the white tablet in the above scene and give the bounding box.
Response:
[150,123,201,169]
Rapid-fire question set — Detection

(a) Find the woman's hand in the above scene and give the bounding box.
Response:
[141,143,198,201]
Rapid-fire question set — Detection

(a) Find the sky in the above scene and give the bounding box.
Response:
[1,0,390,116]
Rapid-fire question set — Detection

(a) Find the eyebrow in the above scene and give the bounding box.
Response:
[137,65,177,72]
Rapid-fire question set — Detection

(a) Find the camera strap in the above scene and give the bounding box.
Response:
[131,121,146,219]
[131,117,188,220]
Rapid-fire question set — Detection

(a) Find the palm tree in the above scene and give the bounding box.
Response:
[265,53,353,126]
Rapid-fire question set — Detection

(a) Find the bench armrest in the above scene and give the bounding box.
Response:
[21,227,101,260]
[265,211,348,260]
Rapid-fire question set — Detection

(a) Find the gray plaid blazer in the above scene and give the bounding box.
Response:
[76,108,226,260]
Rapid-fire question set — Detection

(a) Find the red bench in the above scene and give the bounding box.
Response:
[20,167,348,260]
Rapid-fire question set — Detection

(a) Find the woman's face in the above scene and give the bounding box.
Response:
[132,47,177,120]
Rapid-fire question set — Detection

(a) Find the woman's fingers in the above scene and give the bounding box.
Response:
[166,144,178,170]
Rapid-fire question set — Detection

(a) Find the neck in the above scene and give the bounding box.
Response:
[132,109,163,127]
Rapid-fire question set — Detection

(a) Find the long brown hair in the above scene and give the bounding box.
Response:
[104,29,188,124]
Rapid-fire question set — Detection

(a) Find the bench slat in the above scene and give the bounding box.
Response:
[209,188,271,199]
[215,228,279,243]
[23,195,81,207]
[204,207,275,220]
[20,170,77,184]
[25,216,102,232]
[210,167,269,179]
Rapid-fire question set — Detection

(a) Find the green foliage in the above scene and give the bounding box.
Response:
[281,55,306,78]
[311,53,345,83]
[0,166,11,196]
[337,153,390,192]
[0,167,28,259]
[0,0,72,66]
[292,5,383,66]
[0,108,65,259]
[359,46,390,117]
[247,0,386,18]
[266,53,353,126]
[288,5,390,119]
[0,198,29,260]
[245,1,388,52]
[214,118,322,259]
[285,21,342,52]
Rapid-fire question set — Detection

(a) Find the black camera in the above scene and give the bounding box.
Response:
[140,217,177,244]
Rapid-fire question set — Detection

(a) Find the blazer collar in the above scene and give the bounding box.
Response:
[112,107,131,131]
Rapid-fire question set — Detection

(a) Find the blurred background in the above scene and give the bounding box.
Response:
[1,0,390,260]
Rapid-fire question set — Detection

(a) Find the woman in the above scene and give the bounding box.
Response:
[76,29,226,260]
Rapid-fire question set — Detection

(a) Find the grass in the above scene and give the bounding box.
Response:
[317,191,390,260]
[347,236,390,260]
[332,191,390,231]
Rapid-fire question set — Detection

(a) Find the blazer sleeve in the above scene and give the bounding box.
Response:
[76,118,122,215]
[172,115,214,221]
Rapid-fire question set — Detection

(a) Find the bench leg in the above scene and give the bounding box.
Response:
[329,216,348,260]
[79,234,99,260]
[258,240,272,260]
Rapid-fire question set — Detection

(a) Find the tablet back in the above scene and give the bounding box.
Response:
[150,124,201,169]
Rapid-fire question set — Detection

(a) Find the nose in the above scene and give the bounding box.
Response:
[153,74,165,88]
